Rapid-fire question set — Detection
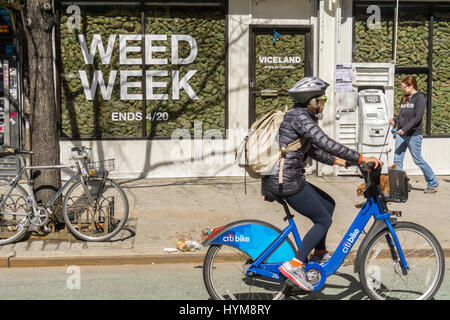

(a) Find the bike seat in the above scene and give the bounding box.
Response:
[262,190,283,203]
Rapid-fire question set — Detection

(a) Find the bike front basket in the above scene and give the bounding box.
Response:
[86,159,115,176]
[384,169,409,203]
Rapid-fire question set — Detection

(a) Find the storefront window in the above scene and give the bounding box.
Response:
[354,4,394,63]
[395,7,429,67]
[432,7,450,135]
[60,6,142,138]
[354,2,450,136]
[144,5,226,137]
[59,3,226,139]
[355,4,429,66]
[0,7,14,54]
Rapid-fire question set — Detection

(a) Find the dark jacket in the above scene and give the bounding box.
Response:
[261,106,361,197]
[394,92,426,136]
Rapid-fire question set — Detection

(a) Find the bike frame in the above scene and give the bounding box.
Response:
[246,196,409,290]
[0,156,84,214]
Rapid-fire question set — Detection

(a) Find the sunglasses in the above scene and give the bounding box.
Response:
[317,96,328,103]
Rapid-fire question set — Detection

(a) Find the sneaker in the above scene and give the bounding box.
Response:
[309,251,331,265]
[424,183,439,194]
[279,261,314,291]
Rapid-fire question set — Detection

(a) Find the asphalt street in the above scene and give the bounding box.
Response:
[0,261,448,300]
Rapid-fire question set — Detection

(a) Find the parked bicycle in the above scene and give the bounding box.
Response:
[0,146,129,244]
[202,162,445,300]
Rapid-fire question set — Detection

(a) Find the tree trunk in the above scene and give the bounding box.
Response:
[24,0,63,223]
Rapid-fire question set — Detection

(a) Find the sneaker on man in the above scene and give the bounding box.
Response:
[424,182,439,194]
[279,261,314,292]
[309,251,331,265]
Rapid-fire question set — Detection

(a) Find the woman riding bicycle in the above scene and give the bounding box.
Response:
[261,77,383,291]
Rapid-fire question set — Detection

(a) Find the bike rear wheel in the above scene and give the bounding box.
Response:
[359,221,445,300]
[63,177,129,242]
[203,244,287,300]
[0,183,30,245]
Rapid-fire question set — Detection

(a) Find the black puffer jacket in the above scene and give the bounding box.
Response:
[261,106,361,197]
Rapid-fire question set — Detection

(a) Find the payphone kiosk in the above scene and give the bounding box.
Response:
[357,89,391,167]
[0,56,21,149]
[0,55,22,178]
[335,63,395,175]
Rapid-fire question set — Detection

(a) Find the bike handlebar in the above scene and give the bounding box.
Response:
[71,146,91,160]
[357,161,382,178]
[356,161,384,199]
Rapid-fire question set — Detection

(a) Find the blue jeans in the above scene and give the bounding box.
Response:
[394,134,439,189]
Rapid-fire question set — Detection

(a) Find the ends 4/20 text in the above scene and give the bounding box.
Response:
[111,112,169,122]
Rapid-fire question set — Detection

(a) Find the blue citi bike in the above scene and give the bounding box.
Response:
[202,162,445,300]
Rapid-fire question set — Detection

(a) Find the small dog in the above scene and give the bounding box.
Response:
[357,164,397,197]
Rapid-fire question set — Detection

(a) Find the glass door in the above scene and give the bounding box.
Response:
[249,26,312,124]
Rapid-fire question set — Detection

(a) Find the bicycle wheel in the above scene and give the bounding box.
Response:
[359,221,445,300]
[203,244,287,300]
[0,183,30,245]
[63,177,129,241]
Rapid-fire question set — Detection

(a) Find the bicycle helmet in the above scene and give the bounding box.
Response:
[288,77,329,104]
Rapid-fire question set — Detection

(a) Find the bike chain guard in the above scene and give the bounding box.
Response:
[304,262,327,291]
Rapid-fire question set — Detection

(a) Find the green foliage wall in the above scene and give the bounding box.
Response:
[59,5,225,138]
[432,9,450,135]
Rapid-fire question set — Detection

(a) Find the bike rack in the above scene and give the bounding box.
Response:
[0,195,115,241]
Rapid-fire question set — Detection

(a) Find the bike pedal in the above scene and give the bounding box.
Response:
[391,210,402,217]
[286,279,296,287]
[285,280,312,295]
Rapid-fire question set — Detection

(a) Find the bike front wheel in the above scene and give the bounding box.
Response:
[359,221,445,300]
[63,177,129,242]
[203,244,288,300]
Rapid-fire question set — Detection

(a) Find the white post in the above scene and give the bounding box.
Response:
[393,0,399,64]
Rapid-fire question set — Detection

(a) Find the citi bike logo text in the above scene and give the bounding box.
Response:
[342,229,359,253]
[223,233,250,243]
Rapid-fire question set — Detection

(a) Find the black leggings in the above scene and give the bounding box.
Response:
[285,182,335,262]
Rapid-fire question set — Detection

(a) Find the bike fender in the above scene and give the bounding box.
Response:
[353,218,397,273]
[202,219,296,263]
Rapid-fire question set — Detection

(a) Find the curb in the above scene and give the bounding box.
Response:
[0,253,207,268]
[1,248,449,268]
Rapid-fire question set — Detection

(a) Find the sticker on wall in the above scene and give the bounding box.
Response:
[273,29,281,44]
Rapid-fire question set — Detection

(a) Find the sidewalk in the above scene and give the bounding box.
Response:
[0,174,449,268]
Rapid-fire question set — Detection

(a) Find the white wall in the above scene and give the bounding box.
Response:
[399,138,450,176]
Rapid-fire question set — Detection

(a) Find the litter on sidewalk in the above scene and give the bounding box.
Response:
[201,226,212,241]
[176,237,201,252]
